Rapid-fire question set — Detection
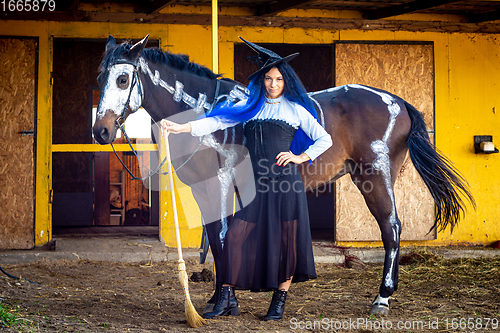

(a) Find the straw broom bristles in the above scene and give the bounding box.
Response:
[178,260,207,327]
[162,127,208,328]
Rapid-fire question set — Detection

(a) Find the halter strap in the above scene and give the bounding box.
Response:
[113,59,143,122]
[114,59,138,67]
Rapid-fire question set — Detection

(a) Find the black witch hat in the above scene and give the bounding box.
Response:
[239,37,299,81]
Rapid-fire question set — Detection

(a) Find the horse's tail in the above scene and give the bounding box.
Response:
[405,101,475,232]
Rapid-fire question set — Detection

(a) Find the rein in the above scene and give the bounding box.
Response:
[109,58,162,181]
[110,61,221,181]
[114,59,143,122]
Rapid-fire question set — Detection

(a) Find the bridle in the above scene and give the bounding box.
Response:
[112,59,144,128]
[107,58,166,181]
[106,58,221,181]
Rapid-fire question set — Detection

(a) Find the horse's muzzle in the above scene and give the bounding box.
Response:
[96,126,111,143]
[93,110,119,144]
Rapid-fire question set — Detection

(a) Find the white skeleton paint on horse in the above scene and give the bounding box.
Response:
[93,35,474,315]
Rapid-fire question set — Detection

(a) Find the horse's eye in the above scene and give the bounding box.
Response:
[117,75,129,89]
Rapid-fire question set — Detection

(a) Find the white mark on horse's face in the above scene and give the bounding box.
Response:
[97,64,142,120]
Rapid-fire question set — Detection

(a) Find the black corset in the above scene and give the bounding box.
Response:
[244,119,298,178]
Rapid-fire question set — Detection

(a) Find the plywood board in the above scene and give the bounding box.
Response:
[0,38,36,249]
[334,42,436,241]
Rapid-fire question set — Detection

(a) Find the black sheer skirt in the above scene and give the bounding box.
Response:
[221,171,317,291]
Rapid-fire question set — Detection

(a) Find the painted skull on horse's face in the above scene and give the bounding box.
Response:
[92,35,148,144]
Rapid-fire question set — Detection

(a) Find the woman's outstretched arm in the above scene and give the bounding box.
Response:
[160,119,191,134]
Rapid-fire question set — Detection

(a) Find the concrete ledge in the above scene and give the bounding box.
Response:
[0,238,498,265]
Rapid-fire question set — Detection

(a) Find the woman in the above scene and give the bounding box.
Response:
[161,37,332,321]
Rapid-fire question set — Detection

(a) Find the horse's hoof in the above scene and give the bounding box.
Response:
[370,303,390,315]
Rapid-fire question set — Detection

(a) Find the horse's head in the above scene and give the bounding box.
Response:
[93,35,149,144]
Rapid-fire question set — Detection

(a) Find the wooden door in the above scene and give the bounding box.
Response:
[0,38,37,249]
[334,42,436,241]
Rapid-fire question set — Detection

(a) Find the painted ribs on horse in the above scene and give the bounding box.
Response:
[92,36,474,316]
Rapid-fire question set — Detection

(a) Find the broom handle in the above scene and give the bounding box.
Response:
[162,128,184,262]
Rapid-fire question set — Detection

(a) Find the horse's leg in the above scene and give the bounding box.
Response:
[189,181,234,312]
[204,218,231,310]
[350,162,402,315]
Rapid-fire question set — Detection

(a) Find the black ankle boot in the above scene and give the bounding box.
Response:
[203,282,223,315]
[202,286,238,319]
[263,289,287,321]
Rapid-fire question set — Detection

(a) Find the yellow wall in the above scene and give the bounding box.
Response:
[436,33,500,245]
[1,11,499,248]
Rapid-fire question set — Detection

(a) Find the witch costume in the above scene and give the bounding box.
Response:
[189,38,332,320]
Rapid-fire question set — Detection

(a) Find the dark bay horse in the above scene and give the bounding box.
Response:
[93,35,474,315]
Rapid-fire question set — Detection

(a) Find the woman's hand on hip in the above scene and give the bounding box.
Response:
[275,151,310,166]
[160,119,191,135]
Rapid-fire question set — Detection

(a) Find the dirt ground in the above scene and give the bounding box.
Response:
[0,250,499,332]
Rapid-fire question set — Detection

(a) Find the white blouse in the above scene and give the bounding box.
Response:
[189,96,332,161]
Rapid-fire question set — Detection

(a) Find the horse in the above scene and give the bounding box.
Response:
[92,35,474,315]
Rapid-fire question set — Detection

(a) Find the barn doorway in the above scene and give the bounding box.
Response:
[234,42,336,241]
[51,38,160,237]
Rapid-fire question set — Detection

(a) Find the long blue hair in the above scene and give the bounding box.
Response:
[208,61,319,156]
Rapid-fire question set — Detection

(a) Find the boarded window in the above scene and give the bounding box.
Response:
[334,42,436,241]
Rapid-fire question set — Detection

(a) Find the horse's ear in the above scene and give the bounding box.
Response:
[105,35,116,52]
[128,35,149,61]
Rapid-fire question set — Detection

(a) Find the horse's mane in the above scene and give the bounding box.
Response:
[99,41,220,80]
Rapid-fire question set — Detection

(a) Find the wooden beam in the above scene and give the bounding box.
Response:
[68,0,81,11]
[52,144,158,152]
[257,0,314,16]
[148,0,176,14]
[3,11,500,34]
[53,0,77,10]
[468,10,500,23]
[363,0,462,20]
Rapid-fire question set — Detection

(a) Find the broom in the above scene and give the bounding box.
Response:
[162,127,208,328]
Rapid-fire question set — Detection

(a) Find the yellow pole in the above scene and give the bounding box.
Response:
[211,0,219,280]
[212,0,218,74]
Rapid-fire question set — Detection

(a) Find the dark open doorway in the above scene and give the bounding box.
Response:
[51,38,160,237]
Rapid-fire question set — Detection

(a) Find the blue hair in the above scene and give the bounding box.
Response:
[208,61,319,156]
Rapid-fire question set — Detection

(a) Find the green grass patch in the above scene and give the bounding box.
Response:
[0,302,18,327]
